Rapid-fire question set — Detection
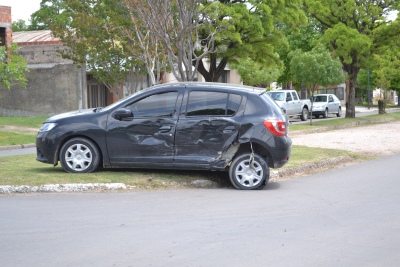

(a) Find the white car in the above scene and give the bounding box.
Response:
[310,94,342,118]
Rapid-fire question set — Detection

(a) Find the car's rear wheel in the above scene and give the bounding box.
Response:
[60,138,100,173]
[300,107,309,121]
[336,107,342,117]
[323,108,328,118]
[229,153,269,190]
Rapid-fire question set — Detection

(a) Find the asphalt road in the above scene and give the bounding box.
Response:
[1,153,399,267]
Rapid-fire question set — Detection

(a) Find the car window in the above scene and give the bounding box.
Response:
[313,95,327,102]
[329,95,334,102]
[227,93,242,115]
[291,92,299,100]
[126,91,178,117]
[267,92,284,101]
[186,91,241,116]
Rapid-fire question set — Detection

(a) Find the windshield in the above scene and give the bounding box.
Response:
[312,95,327,102]
[267,92,285,101]
[101,88,150,112]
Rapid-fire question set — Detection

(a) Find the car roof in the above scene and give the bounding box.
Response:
[151,82,266,94]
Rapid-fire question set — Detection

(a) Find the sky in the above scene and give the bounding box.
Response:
[1,0,42,22]
[1,0,398,23]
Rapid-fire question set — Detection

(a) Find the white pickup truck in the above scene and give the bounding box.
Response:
[267,90,311,121]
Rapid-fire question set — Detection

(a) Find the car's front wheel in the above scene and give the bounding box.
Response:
[59,138,100,173]
[323,108,328,118]
[229,153,269,190]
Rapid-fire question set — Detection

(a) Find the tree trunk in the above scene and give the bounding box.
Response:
[196,54,228,82]
[344,65,360,118]
[378,100,386,114]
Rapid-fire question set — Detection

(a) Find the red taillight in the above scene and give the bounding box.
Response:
[263,119,286,136]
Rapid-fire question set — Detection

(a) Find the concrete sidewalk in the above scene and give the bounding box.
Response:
[0,144,35,156]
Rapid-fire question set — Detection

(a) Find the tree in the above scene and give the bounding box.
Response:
[304,0,400,118]
[47,0,162,99]
[230,57,282,88]
[277,17,323,87]
[119,2,169,86]
[48,0,131,99]
[373,51,400,113]
[124,0,220,82]
[125,0,307,83]
[196,0,307,82]
[29,0,69,30]
[11,20,29,32]
[0,44,29,96]
[290,44,344,125]
[373,17,400,109]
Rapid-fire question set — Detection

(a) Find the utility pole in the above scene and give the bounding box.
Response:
[367,68,371,110]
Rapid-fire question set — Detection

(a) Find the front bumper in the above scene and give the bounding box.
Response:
[310,107,326,115]
[36,132,59,166]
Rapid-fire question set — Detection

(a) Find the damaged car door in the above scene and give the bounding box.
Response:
[174,90,244,167]
[106,91,180,165]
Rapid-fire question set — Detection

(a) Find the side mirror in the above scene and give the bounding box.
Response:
[286,96,292,102]
[112,108,133,121]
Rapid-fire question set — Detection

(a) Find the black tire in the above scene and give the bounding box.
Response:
[336,107,342,117]
[59,138,100,173]
[300,107,309,121]
[323,108,328,118]
[229,153,269,190]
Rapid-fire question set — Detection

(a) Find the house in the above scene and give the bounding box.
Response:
[0,6,90,116]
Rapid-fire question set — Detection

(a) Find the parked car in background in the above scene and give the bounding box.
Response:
[267,90,311,121]
[310,94,342,118]
[36,83,292,190]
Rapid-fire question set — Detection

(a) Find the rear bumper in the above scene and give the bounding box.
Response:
[270,136,292,168]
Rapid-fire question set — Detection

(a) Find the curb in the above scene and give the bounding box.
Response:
[0,183,128,194]
[0,156,354,194]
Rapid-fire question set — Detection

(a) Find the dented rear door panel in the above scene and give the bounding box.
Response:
[174,89,246,165]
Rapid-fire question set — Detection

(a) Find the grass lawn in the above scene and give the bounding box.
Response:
[289,112,400,132]
[0,112,397,188]
[0,154,232,189]
[0,116,47,128]
[0,145,364,188]
[0,116,47,146]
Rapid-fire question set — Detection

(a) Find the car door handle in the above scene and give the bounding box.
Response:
[159,126,172,133]
[223,126,236,133]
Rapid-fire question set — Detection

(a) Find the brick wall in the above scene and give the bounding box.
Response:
[0,6,12,47]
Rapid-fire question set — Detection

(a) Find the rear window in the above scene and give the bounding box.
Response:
[261,93,286,119]
[186,91,242,116]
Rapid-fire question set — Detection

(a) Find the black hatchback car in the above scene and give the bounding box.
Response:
[36,83,292,190]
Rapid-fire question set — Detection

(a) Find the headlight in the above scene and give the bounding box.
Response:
[39,122,57,132]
